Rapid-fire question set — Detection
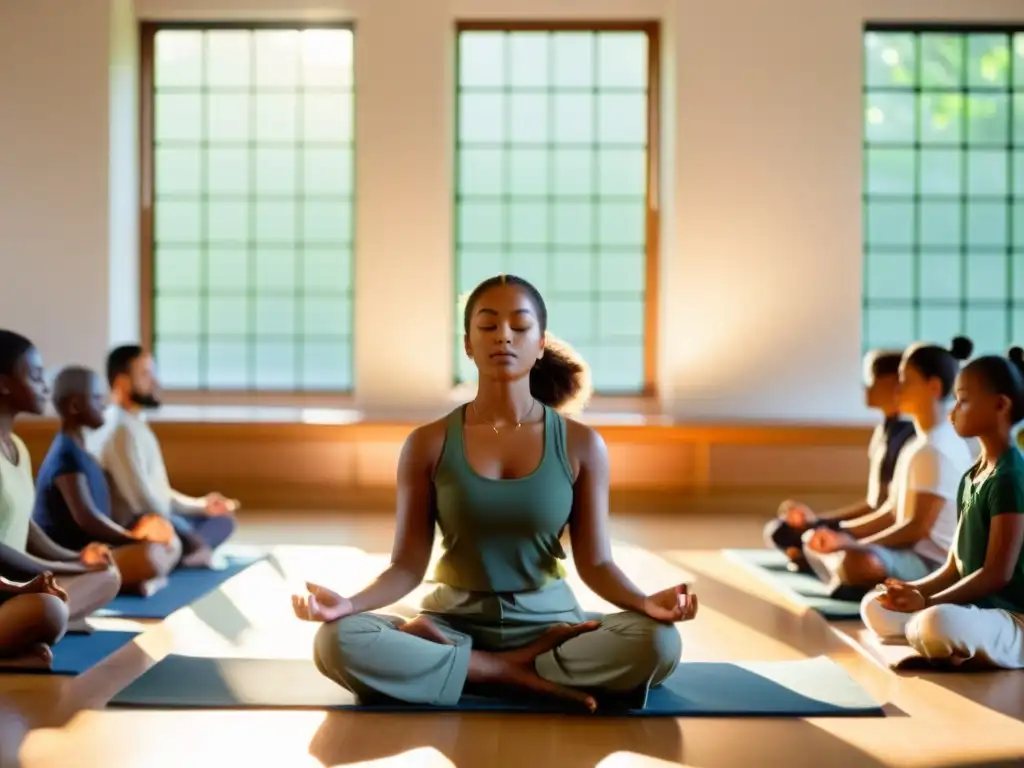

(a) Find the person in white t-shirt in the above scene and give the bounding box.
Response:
[88,345,239,569]
[802,337,976,592]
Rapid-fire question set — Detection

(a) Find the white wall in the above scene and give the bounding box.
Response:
[1,0,1021,422]
[0,0,114,374]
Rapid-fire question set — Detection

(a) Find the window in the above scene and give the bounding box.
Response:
[863,26,1024,354]
[454,23,659,394]
[141,24,355,391]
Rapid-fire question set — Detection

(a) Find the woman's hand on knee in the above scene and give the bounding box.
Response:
[641,584,698,623]
[132,514,176,545]
[292,582,353,623]
[80,542,115,569]
[779,500,815,529]
[877,579,927,613]
[19,573,68,603]
[806,527,855,554]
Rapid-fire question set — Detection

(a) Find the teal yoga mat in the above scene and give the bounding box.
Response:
[93,554,264,619]
[108,654,884,717]
[0,631,139,675]
[723,549,863,619]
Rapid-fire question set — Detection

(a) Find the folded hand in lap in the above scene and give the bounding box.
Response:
[806,527,855,554]
[132,514,175,545]
[80,542,114,569]
[779,499,816,530]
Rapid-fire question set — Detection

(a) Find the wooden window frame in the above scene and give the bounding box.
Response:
[139,21,357,404]
[862,22,1024,354]
[453,20,662,397]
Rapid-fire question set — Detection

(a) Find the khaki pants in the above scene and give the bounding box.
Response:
[313,578,682,706]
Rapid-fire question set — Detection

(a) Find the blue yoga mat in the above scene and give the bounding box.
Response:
[723,549,863,619]
[108,654,884,717]
[0,631,139,675]
[93,555,264,619]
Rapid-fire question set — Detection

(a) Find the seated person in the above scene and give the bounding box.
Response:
[292,275,697,712]
[0,331,121,624]
[861,348,1024,669]
[88,345,238,569]
[33,366,181,596]
[0,572,69,668]
[766,349,915,571]
[802,338,976,595]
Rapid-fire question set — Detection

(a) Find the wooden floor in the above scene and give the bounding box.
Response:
[2,507,1023,768]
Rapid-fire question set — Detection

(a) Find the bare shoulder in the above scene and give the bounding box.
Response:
[563,415,608,466]
[399,415,450,473]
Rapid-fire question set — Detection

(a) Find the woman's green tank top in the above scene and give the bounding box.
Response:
[431,403,574,593]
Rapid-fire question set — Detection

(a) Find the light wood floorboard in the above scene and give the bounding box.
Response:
[1,507,1021,768]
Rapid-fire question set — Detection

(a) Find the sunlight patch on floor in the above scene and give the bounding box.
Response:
[596,753,694,768]
[328,747,456,767]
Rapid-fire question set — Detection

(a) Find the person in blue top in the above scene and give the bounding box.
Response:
[32,366,181,596]
[861,347,1024,668]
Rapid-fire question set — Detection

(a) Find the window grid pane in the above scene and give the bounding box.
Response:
[151,27,355,391]
[454,28,652,394]
[863,28,1023,355]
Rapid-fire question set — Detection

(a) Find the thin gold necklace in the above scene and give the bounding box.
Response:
[472,399,537,434]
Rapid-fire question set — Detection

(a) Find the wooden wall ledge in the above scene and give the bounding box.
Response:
[13,407,874,509]
[17,405,875,445]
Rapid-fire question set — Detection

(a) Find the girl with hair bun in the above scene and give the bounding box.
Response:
[292,275,696,712]
[802,337,975,598]
[861,346,1024,668]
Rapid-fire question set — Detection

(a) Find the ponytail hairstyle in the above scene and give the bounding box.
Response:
[462,274,593,413]
[902,335,974,399]
[962,346,1024,425]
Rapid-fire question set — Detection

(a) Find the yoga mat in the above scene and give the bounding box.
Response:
[108,654,884,717]
[93,555,264,619]
[723,549,862,619]
[0,631,138,676]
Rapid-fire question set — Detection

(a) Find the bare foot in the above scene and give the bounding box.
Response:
[180,546,215,569]
[399,615,453,645]
[0,642,53,670]
[29,642,53,666]
[128,576,168,598]
[470,621,602,712]
[67,619,94,634]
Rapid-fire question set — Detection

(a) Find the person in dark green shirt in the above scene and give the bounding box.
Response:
[291,275,698,712]
[861,347,1024,669]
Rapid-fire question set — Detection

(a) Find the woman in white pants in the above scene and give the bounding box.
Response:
[861,348,1024,670]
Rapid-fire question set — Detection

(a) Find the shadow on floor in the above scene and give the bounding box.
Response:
[668,553,861,661]
[834,618,1024,724]
[307,707,893,768]
[894,663,1024,724]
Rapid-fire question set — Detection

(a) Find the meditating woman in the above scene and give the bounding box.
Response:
[0,572,69,667]
[861,348,1024,669]
[801,338,975,593]
[766,349,915,572]
[292,275,696,712]
[33,366,181,596]
[0,331,121,625]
